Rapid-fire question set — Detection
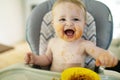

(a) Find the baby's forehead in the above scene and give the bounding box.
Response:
[52,2,85,14]
[52,3,83,14]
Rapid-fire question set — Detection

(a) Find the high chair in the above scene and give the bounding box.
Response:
[0,1,120,80]
[26,0,113,72]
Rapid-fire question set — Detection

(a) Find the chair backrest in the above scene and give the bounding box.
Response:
[26,0,113,72]
[26,0,113,55]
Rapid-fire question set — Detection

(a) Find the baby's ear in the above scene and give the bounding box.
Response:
[51,20,54,27]
[84,22,87,27]
[51,20,53,25]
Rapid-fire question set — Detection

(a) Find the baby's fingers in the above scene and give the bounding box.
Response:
[24,52,33,64]
[111,56,118,67]
[96,54,118,67]
[103,54,118,67]
[95,54,106,67]
[95,59,101,67]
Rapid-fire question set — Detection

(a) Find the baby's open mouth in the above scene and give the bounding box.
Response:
[64,29,75,37]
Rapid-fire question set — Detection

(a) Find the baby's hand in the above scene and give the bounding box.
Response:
[24,52,37,64]
[95,52,118,67]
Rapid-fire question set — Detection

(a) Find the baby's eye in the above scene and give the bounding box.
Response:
[73,18,80,21]
[59,18,66,21]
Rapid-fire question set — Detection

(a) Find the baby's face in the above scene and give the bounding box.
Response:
[52,2,86,42]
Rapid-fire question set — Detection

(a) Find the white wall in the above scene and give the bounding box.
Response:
[0,0,25,45]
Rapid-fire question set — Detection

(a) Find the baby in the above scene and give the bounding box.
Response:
[25,0,118,72]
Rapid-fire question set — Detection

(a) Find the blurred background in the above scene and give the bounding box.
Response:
[0,0,120,45]
[0,0,46,45]
[0,0,120,69]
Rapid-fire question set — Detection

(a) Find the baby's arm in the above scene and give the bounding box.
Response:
[85,41,118,67]
[25,52,51,66]
[25,40,53,66]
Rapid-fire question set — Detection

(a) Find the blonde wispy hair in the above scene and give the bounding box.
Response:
[52,0,87,21]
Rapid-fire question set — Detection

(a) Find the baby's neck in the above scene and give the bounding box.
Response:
[59,38,83,45]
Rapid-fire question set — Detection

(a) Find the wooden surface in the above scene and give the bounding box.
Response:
[0,41,31,69]
[0,44,13,53]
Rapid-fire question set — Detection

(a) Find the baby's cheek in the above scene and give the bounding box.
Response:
[54,25,64,37]
[75,27,83,39]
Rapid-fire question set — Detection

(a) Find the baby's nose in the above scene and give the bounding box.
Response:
[66,21,73,27]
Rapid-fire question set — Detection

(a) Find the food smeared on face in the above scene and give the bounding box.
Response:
[52,2,86,42]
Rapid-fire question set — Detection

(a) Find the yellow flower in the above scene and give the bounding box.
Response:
[61,67,100,80]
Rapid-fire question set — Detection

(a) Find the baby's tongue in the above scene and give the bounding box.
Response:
[65,30,74,36]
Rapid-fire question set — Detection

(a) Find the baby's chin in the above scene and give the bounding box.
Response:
[61,35,81,42]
